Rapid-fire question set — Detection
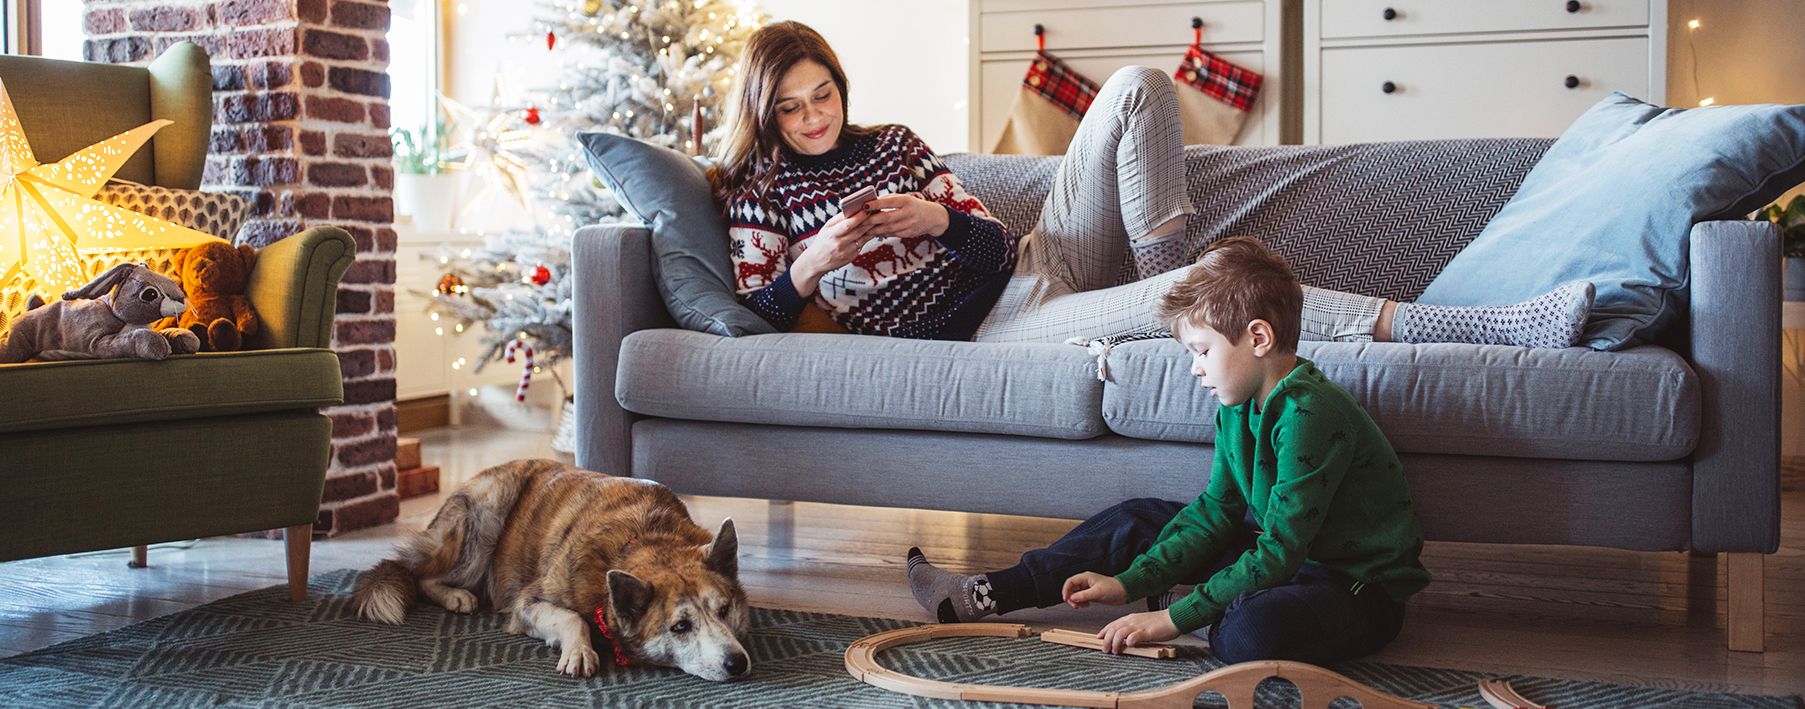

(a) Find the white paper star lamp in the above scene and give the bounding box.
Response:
[0,74,224,299]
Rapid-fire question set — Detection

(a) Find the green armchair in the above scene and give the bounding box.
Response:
[0,44,354,601]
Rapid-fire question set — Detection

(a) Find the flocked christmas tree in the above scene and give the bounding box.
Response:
[423,0,765,412]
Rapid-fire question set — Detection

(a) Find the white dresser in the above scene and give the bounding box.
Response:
[968,0,1293,150]
[1302,0,1668,144]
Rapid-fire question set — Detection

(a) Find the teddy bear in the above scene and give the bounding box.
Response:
[156,241,261,352]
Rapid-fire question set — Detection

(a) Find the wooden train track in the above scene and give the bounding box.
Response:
[843,623,1440,708]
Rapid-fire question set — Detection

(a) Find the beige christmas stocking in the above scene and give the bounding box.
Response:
[1173,44,1262,145]
[991,50,1099,155]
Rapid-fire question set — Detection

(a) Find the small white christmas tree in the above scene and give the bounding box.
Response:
[424,0,765,403]
[516,0,765,234]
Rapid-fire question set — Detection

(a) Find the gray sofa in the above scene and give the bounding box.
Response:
[572,139,1779,652]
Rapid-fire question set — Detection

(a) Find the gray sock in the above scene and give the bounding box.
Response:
[1130,232,1191,280]
[1144,586,1189,612]
[1393,281,1594,349]
[906,547,995,623]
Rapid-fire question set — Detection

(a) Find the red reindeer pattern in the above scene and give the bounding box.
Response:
[735,238,787,290]
[919,178,991,220]
[895,233,937,261]
[850,243,908,284]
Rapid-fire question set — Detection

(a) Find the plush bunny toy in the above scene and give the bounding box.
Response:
[0,263,200,364]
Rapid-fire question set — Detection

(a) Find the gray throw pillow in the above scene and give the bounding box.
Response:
[577,132,777,337]
[1419,93,1805,350]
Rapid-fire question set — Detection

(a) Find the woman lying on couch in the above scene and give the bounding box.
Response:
[712,21,1592,348]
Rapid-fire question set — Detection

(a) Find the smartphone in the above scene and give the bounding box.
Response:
[839,185,877,216]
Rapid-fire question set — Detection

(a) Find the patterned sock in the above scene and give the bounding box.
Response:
[906,547,997,623]
[1130,233,1192,280]
[1129,219,1191,279]
[1393,281,1594,349]
[1144,586,1190,612]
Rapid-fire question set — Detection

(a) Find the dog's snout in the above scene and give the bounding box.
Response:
[723,651,749,678]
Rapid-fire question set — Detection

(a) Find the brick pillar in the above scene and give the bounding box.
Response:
[85,0,400,536]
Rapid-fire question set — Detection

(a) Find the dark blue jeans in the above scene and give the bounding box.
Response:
[987,497,1407,664]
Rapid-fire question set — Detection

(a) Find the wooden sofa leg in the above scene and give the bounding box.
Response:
[286,524,313,602]
[128,545,147,568]
[1726,552,1765,653]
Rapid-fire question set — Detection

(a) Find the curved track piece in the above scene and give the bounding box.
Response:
[844,623,1436,708]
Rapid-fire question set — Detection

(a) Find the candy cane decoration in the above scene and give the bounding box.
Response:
[503,339,535,401]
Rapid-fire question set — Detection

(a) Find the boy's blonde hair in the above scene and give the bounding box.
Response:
[1155,236,1302,351]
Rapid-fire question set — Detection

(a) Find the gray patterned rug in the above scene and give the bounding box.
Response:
[0,569,1796,708]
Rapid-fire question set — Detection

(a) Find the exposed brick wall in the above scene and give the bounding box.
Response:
[85,0,398,536]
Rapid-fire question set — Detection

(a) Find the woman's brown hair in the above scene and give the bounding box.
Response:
[711,21,876,208]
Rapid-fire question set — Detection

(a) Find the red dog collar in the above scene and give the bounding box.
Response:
[592,606,633,667]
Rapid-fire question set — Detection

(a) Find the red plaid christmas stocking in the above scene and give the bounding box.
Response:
[991,50,1099,155]
[1173,44,1262,145]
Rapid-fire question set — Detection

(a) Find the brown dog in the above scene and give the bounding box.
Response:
[351,459,751,680]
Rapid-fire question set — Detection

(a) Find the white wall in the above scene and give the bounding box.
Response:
[444,0,971,153]
[755,0,971,153]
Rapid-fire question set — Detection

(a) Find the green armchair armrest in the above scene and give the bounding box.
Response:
[246,227,357,350]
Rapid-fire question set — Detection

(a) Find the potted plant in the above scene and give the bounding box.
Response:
[1759,195,1805,301]
[392,123,458,232]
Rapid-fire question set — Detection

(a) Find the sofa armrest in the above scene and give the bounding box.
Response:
[573,223,674,476]
[245,226,357,350]
[1688,219,1781,553]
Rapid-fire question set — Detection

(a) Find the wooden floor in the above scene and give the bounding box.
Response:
[2,424,1802,698]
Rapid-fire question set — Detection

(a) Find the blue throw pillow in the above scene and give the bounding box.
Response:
[578,132,777,337]
[1418,93,1805,350]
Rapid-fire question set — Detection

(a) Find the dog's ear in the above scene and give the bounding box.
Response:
[607,569,652,623]
[704,518,738,580]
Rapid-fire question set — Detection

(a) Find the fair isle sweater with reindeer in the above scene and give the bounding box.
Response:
[727,125,1017,340]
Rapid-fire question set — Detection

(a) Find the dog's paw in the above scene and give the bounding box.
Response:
[442,588,477,614]
[557,644,601,678]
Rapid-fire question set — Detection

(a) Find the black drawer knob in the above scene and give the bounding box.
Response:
[1382,7,1398,20]
[1381,81,1397,94]
[1564,75,1580,89]
[1566,0,1582,12]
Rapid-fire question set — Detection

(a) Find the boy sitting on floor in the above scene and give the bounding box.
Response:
[907,237,1431,664]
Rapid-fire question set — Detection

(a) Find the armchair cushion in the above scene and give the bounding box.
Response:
[98,182,250,242]
[0,348,344,434]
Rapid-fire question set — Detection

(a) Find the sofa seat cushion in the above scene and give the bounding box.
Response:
[616,329,1108,439]
[1100,340,1698,462]
[0,348,345,434]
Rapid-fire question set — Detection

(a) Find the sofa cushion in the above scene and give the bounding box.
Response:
[0,348,344,434]
[1419,93,1805,350]
[1099,340,1698,462]
[577,132,778,337]
[615,329,1107,439]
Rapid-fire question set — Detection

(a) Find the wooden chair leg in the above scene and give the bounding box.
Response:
[128,545,147,569]
[1725,552,1765,653]
[286,524,313,602]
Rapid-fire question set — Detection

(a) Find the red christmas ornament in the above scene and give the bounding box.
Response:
[524,107,541,125]
[531,265,551,286]
[546,31,556,50]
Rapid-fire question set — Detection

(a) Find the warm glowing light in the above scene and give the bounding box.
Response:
[1687,18,1701,29]
[1699,97,1716,106]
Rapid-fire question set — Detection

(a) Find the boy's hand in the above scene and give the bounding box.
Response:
[1097,610,1181,654]
[1062,572,1127,608]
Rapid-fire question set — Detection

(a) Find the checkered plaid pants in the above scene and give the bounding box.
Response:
[973,66,1385,344]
